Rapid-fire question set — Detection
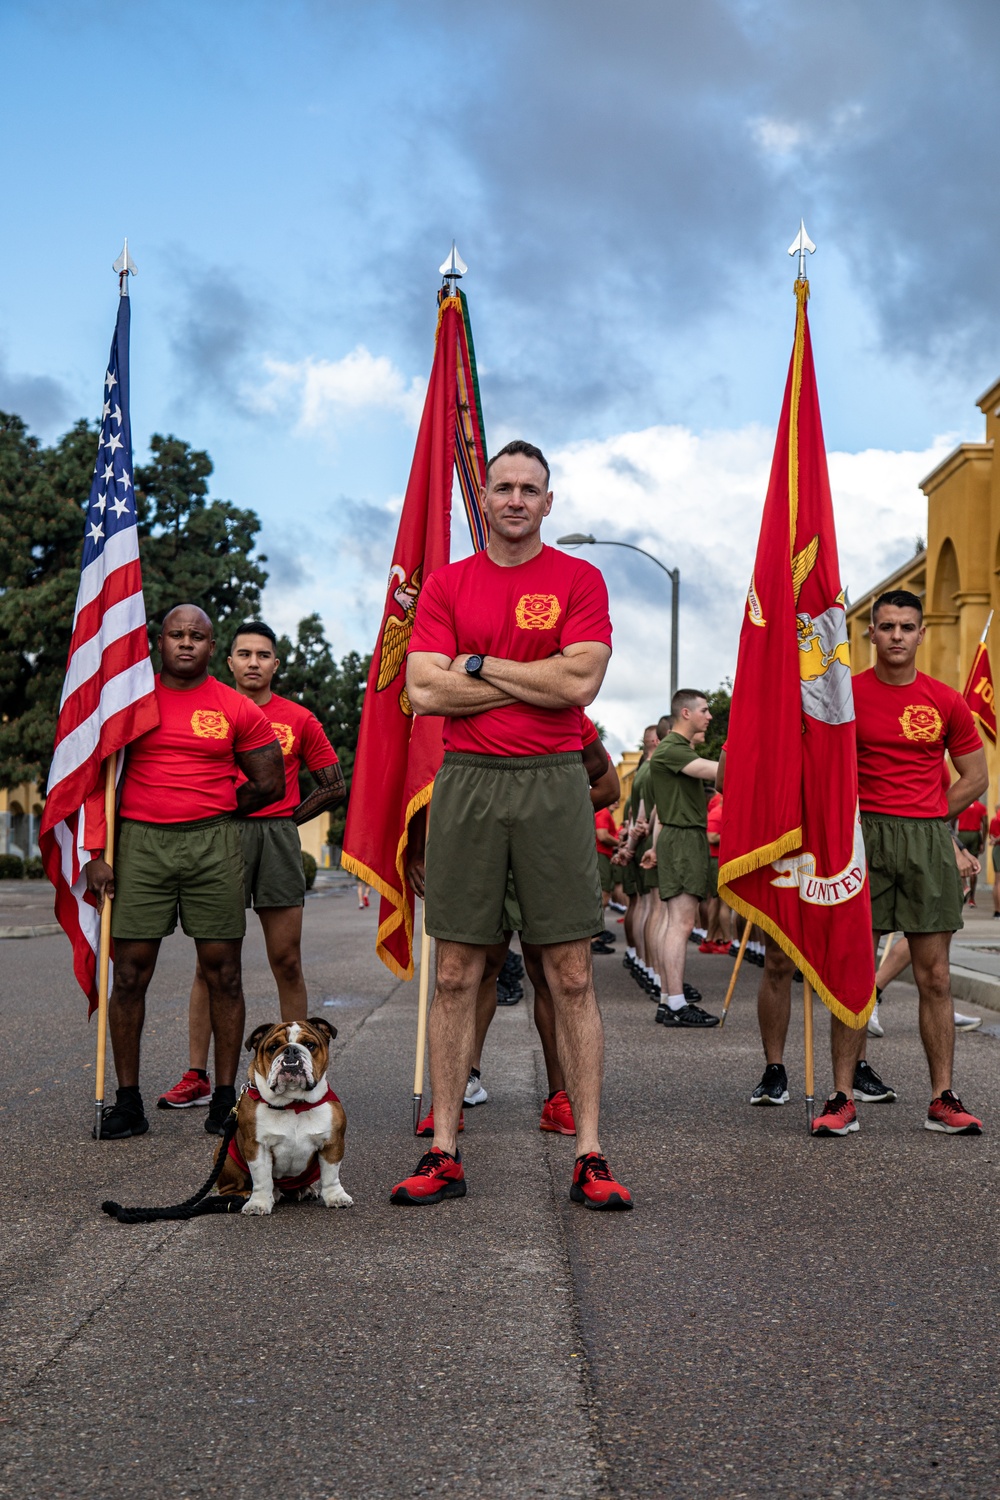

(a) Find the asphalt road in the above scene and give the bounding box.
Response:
[1,890,998,1499]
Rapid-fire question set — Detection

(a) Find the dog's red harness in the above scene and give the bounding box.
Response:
[227,1085,340,1192]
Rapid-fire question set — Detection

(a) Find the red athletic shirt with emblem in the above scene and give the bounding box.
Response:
[852,668,982,818]
[117,676,277,824]
[408,545,612,755]
[242,692,339,819]
[594,805,617,857]
[956,800,987,833]
[706,792,723,855]
[581,712,600,748]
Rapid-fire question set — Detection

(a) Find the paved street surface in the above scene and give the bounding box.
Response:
[2,888,998,1499]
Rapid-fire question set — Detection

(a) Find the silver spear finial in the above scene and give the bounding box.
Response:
[113,238,138,297]
[788,220,816,281]
[439,241,467,293]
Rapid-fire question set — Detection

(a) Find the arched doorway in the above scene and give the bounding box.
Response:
[931,538,961,681]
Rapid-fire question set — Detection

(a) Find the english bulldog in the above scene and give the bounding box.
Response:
[215,1018,353,1216]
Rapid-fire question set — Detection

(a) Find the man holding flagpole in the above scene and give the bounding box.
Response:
[83,605,284,1138]
[390,439,632,1210]
[819,588,989,1137]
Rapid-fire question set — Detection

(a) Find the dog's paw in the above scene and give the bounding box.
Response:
[241,1195,274,1216]
[322,1186,354,1208]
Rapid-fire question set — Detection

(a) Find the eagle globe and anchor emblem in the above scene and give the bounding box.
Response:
[375,563,422,717]
[751,536,869,907]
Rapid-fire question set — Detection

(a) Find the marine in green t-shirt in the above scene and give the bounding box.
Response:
[648,732,708,828]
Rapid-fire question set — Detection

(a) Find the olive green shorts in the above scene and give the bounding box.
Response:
[241,817,306,909]
[424,751,602,947]
[958,830,983,858]
[706,857,719,899]
[656,824,711,902]
[112,815,246,941]
[597,851,614,893]
[862,813,964,934]
[502,871,523,934]
[622,860,637,898]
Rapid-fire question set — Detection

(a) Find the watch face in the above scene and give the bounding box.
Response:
[466,654,484,675]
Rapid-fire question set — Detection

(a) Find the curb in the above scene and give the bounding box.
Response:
[0,923,61,939]
[895,962,1000,1016]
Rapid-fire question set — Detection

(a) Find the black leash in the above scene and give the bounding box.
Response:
[101,1108,249,1224]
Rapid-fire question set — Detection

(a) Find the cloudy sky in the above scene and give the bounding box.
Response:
[3,0,999,751]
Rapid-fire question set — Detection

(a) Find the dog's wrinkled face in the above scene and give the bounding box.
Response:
[244,1019,337,1096]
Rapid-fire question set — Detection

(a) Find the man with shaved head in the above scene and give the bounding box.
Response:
[84,604,284,1138]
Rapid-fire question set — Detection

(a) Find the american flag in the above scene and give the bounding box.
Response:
[39,287,158,1013]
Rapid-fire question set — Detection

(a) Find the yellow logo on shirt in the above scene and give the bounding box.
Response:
[899,704,943,743]
[272,722,295,756]
[515,593,562,630]
[191,709,231,740]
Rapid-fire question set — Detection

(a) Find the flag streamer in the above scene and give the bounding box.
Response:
[39,290,158,1013]
[341,292,489,979]
[719,279,875,1028]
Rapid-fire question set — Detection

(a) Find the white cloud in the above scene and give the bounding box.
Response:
[750,115,809,156]
[547,424,953,756]
[250,346,426,433]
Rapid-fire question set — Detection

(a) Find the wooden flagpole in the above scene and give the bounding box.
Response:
[94,754,117,1140]
[803,978,815,1131]
[718,922,751,1028]
[412,904,431,1134]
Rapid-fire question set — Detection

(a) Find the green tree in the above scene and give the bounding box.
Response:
[0,420,269,786]
[136,435,267,645]
[0,416,96,784]
[702,680,732,764]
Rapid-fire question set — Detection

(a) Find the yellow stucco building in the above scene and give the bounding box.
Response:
[845,375,1000,804]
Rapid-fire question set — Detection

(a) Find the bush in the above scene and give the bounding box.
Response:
[24,856,46,880]
[0,854,25,880]
[301,851,317,890]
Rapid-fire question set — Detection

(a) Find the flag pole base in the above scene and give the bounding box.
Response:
[805,1095,814,1132]
[412,1093,423,1136]
[94,1100,104,1141]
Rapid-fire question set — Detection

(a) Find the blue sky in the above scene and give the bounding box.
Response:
[3,0,999,749]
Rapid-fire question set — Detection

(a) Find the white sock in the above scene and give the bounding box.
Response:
[667,993,687,1011]
[626,946,636,959]
[693,927,706,940]
[653,973,662,988]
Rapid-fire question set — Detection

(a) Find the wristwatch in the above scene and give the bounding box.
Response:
[465,654,485,679]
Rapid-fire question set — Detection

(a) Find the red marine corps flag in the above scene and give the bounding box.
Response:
[962,614,996,745]
[341,259,488,979]
[719,268,875,1027]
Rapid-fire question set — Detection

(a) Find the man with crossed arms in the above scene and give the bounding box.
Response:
[390,438,632,1211]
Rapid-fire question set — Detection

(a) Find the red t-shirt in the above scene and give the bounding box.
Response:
[706,792,723,855]
[594,805,617,857]
[957,800,987,833]
[990,812,1000,842]
[581,712,600,748]
[240,692,339,819]
[852,668,982,818]
[118,676,277,824]
[408,545,612,756]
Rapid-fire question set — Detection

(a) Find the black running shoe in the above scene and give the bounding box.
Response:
[661,1003,720,1028]
[599,929,616,943]
[852,1059,896,1103]
[205,1087,237,1136]
[654,1002,669,1024]
[591,939,615,955]
[683,982,702,1002]
[94,1089,149,1140]
[750,1063,790,1105]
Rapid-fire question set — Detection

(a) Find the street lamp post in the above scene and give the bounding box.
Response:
[557,534,680,700]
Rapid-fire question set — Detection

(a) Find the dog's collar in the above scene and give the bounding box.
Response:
[245,1083,339,1113]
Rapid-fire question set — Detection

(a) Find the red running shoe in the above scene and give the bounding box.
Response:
[389,1149,466,1205]
[156,1069,211,1109]
[811,1092,859,1136]
[570,1153,633,1210]
[925,1091,983,1134]
[540,1089,576,1135]
[415,1105,464,1137]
